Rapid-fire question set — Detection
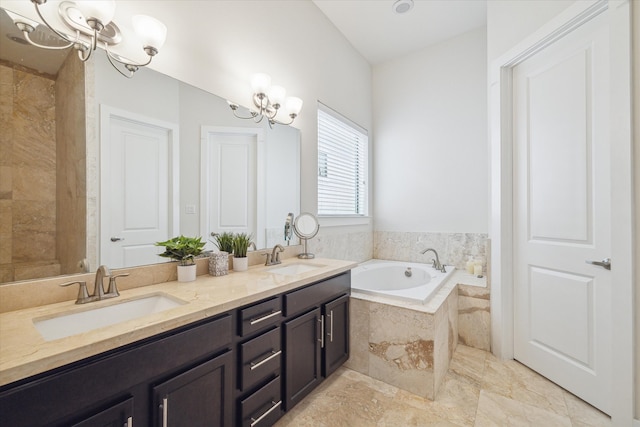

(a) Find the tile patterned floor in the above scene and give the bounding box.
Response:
[275,345,611,427]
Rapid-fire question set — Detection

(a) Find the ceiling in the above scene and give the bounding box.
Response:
[311,0,487,64]
[0,1,487,75]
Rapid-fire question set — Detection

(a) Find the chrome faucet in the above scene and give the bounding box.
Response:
[420,248,446,272]
[264,244,285,266]
[59,265,123,304]
[93,265,111,300]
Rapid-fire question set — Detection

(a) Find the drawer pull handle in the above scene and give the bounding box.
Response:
[250,350,282,370]
[318,315,325,348]
[161,397,168,427]
[329,310,334,343]
[250,310,282,325]
[250,400,282,427]
[126,416,133,427]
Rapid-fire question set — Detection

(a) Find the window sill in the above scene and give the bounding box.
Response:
[318,216,371,227]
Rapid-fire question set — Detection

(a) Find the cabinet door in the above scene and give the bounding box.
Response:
[153,351,233,427]
[71,397,134,427]
[284,307,321,411]
[323,294,350,377]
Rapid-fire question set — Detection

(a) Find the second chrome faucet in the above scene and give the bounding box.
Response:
[420,248,446,273]
[264,244,285,266]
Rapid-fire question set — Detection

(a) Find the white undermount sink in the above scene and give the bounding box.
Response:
[266,263,325,276]
[33,293,187,341]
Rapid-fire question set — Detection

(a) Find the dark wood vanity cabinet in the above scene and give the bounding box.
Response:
[236,271,351,425]
[0,314,234,427]
[0,270,350,427]
[70,396,134,427]
[152,351,233,427]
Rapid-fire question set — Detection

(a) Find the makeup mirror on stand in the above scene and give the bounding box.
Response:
[293,213,319,259]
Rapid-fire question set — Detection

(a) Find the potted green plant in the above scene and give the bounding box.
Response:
[155,235,205,282]
[212,232,235,254]
[232,233,253,272]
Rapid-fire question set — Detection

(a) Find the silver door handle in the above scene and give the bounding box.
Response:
[161,397,168,427]
[586,258,611,270]
[110,237,125,242]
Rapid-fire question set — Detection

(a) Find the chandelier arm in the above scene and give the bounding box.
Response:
[104,50,136,78]
[270,115,296,126]
[104,43,153,69]
[22,29,75,50]
[230,109,260,121]
[76,44,93,62]
[33,0,78,44]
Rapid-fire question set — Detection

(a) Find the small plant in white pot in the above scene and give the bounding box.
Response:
[232,233,253,272]
[155,235,205,282]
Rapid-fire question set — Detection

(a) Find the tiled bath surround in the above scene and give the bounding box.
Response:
[374,231,488,270]
[346,285,458,400]
[340,230,491,399]
[307,227,374,262]
[373,231,491,351]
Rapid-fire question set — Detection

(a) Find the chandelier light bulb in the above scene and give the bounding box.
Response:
[269,85,287,108]
[75,0,116,25]
[132,15,167,49]
[251,73,271,95]
[286,97,303,116]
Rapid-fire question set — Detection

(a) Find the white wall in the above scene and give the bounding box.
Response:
[372,27,488,233]
[487,0,574,62]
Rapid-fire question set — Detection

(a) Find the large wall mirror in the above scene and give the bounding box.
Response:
[0,7,301,284]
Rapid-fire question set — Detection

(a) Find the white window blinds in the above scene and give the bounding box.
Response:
[317,104,368,216]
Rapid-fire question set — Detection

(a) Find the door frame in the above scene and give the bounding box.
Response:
[489,0,633,423]
[99,105,180,266]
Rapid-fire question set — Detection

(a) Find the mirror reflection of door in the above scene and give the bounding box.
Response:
[100,106,179,268]
[200,127,262,251]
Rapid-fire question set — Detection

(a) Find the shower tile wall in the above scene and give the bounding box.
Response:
[0,63,59,283]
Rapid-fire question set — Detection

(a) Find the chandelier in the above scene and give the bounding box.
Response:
[7,0,167,78]
[228,73,303,128]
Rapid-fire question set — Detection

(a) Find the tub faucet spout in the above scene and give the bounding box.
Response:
[420,248,445,272]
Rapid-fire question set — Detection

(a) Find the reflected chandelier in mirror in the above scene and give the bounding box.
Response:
[7,0,166,78]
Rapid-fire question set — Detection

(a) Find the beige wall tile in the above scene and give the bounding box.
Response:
[344,297,370,373]
[458,295,491,351]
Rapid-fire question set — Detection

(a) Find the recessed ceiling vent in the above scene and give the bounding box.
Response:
[392,0,414,14]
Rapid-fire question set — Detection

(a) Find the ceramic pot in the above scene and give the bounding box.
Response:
[233,256,248,272]
[177,264,197,282]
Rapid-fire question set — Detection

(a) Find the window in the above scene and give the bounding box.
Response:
[317,103,368,216]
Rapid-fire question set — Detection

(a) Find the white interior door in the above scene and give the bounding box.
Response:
[100,106,179,268]
[200,127,263,250]
[512,11,611,413]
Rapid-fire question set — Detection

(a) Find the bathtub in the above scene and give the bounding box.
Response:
[351,259,455,305]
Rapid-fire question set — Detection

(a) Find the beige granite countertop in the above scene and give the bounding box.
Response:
[0,257,356,387]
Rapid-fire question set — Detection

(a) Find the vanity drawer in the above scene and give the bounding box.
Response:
[284,272,350,317]
[239,297,283,337]
[239,327,281,392]
[239,376,282,427]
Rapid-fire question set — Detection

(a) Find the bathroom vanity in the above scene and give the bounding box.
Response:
[0,259,354,427]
